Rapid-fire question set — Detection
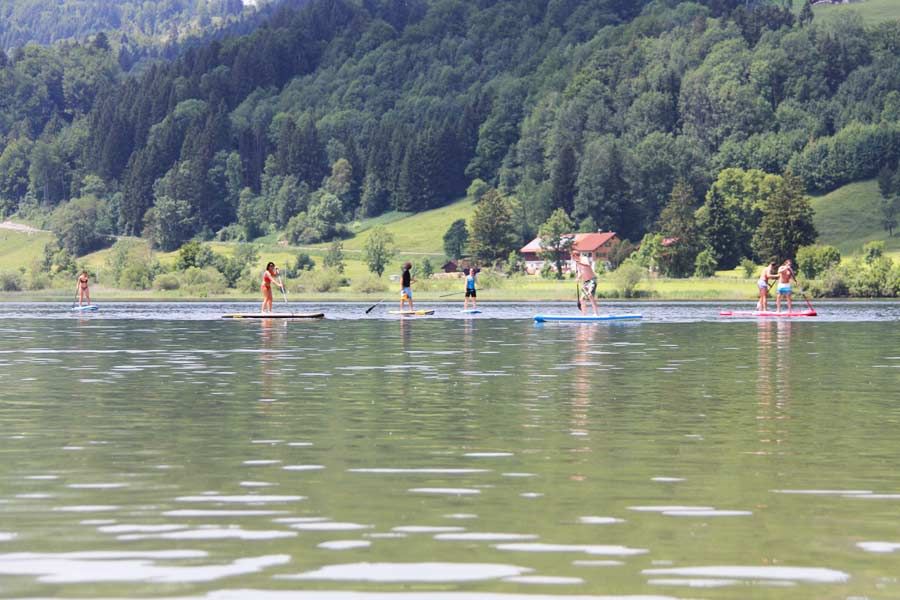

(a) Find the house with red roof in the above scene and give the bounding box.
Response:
[519,231,618,274]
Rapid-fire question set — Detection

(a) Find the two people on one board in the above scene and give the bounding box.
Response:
[756,259,797,313]
[260,262,285,313]
[75,270,91,306]
[573,250,599,316]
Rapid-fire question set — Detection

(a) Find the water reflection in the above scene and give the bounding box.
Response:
[569,325,602,480]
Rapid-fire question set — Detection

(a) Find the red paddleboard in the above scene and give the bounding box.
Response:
[719,310,817,318]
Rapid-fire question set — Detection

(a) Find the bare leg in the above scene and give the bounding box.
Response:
[589,295,599,316]
[787,294,792,313]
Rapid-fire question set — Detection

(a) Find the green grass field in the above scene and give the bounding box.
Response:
[810,179,900,256]
[325,198,475,255]
[0,229,54,272]
[811,0,900,25]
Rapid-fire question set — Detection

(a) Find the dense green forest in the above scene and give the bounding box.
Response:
[1,0,899,271]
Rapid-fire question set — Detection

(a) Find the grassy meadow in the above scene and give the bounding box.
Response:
[810,0,900,25]
[811,179,900,260]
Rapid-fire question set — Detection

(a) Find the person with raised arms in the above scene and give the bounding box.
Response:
[775,259,797,314]
[573,250,599,316]
[756,259,777,312]
[260,262,284,314]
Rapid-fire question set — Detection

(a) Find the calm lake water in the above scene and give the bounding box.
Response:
[1,302,899,599]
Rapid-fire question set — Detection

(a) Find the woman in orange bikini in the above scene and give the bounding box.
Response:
[75,270,91,306]
[260,262,284,313]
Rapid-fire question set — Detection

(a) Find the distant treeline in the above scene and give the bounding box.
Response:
[2,0,900,254]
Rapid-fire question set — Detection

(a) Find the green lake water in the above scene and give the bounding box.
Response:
[1,305,900,599]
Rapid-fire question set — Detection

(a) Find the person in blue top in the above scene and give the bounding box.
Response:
[464,266,477,310]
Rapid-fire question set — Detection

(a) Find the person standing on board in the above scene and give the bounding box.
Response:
[775,259,797,314]
[464,266,477,310]
[260,262,284,313]
[573,251,599,316]
[75,270,91,306]
[400,262,415,312]
[756,260,777,311]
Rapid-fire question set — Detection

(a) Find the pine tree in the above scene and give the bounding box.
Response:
[752,170,818,262]
[550,144,577,215]
[701,187,738,268]
[468,189,517,264]
[656,180,702,277]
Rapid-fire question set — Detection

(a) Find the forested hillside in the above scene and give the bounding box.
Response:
[2,0,900,266]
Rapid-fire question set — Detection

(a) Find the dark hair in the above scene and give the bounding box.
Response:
[266,262,275,270]
[404,262,412,270]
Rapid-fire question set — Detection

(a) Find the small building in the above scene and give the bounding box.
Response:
[520,231,618,274]
[441,260,458,273]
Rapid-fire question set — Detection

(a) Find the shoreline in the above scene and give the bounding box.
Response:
[1,293,896,304]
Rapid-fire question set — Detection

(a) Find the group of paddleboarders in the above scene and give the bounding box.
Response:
[757,259,798,313]
[75,255,799,316]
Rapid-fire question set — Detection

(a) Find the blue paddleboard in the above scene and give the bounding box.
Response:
[71,305,99,312]
[461,309,481,314]
[533,314,641,323]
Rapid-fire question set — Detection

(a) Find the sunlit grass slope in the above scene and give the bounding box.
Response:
[332,198,475,255]
[812,0,900,25]
[0,230,53,271]
[811,179,900,256]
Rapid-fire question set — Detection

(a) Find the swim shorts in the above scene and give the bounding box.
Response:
[758,279,769,290]
[777,284,791,295]
[581,278,596,297]
[401,286,412,300]
[465,288,476,298]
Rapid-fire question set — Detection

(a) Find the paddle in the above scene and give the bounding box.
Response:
[795,280,816,314]
[576,281,582,311]
[439,291,464,298]
[365,299,385,314]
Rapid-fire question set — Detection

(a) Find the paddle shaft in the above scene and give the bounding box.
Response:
[439,291,464,298]
[365,299,385,314]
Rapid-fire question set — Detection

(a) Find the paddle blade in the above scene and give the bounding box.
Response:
[365,299,384,314]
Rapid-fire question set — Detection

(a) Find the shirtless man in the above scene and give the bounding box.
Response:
[776,259,797,314]
[756,260,777,311]
[573,251,599,316]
